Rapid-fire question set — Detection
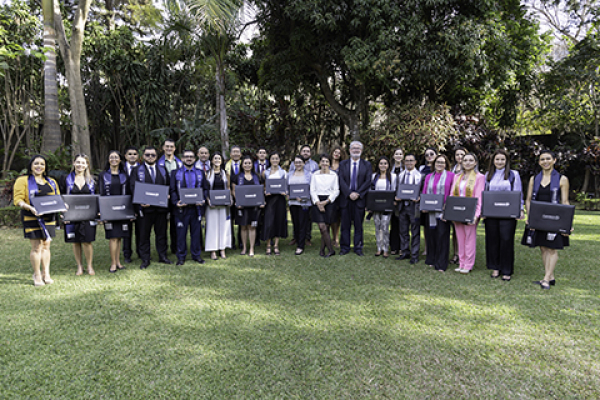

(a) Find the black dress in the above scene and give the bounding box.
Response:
[22,182,57,239]
[261,177,288,240]
[521,183,570,249]
[62,182,97,243]
[235,176,261,226]
[102,173,131,239]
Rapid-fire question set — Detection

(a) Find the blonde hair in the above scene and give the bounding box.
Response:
[71,154,93,185]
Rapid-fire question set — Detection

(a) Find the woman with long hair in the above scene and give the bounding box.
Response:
[419,147,438,256]
[61,154,97,276]
[369,156,395,258]
[449,153,485,274]
[522,150,570,290]
[13,155,61,286]
[389,148,404,255]
[288,155,312,255]
[310,154,340,257]
[205,152,232,260]
[330,145,346,248]
[232,155,263,257]
[421,154,455,272]
[484,149,523,281]
[450,147,468,264]
[99,150,130,273]
[261,151,288,255]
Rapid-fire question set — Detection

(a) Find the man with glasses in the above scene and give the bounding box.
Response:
[395,153,422,264]
[338,141,372,256]
[123,146,140,263]
[130,146,171,269]
[170,150,208,265]
[224,145,243,249]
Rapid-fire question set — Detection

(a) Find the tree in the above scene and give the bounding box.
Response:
[53,0,93,162]
[41,0,62,154]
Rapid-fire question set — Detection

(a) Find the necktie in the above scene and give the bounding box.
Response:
[150,166,156,183]
[351,162,357,191]
[233,162,239,175]
[260,164,264,174]
[204,162,209,173]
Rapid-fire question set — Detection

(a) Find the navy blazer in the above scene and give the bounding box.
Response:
[129,164,169,214]
[338,158,372,209]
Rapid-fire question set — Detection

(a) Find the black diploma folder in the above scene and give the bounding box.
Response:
[265,178,288,195]
[528,201,575,234]
[132,181,169,207]
[419,193,444,212]
[178,187,205,205]
[30,195,67,215]
[209,190,232,206]
[99,195,135,221]
[396,184,421,201]
[288,184,310,200]
[235,185,265,207]
[366,190,396,212]
[481,191,521,218]
[443,196,478,223]
[62,194,99,221]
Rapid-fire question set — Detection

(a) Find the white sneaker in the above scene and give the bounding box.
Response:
[459,269,470,274]
[454,267,463,272]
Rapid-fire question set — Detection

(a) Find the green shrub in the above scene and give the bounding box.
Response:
[0,206,21,227]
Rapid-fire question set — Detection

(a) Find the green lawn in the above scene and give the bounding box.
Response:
[1,213,599,399]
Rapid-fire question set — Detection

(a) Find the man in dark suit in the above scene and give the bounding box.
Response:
[170,150,208,265]
[122,146,140,263]
[130,146,172,269]
[338,141,372,256]
[394,153,422,264]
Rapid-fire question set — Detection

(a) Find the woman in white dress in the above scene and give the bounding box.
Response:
[205,152,232,260]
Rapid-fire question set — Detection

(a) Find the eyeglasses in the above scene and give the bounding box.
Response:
[144,154,157,158]
[405,159,416,163]
[425,152,436,157]
[183,155,195,158]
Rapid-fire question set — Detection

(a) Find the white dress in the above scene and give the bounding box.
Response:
[205,170,232,251]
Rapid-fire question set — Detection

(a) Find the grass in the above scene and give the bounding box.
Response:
[1,212,599,399]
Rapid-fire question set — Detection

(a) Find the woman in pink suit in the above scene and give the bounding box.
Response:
[449,153,485,274]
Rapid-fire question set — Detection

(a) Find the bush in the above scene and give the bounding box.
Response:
[0,206,21,227]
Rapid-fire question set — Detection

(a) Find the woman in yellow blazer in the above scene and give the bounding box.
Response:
[13,155,60,286]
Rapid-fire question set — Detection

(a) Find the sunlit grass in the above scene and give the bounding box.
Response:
[0,211,599,399]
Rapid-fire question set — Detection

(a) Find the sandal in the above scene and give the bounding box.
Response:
[450,255,459,264]
[491,270,500,278]
[537,280,551,290]
[502,275,511,281]
[220,250,227,259]
[274,247,280,256]
[266,247,272,256]
[211,252,218,260]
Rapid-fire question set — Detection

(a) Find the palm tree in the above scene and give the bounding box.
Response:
[41,0,61,154]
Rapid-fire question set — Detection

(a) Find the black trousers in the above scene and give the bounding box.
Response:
[398,205,420,259]
[485,218,517,276]
[169,204,177,254]
[340,201,366,253]
[424,218,450,271]
[230,205,242,248]
[138,211,168,262]
[290,205,310,249]
[123,220,140,259]
[389,214,401,253]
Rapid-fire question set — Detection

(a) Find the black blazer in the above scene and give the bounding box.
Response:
[338,158,372,209]
[130,164,169,213]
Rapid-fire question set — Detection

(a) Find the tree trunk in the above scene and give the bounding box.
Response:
[41,0,61,154]
[581,168,591,193]
[216,61,229,158]
[53,0,92,163]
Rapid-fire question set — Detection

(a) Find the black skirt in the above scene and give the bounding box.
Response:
[521,226,569,250]
[22,213,57,239]
[235,207,261,227]
[311,195,338,224]
[64,221,97,243]
[104,220,131,239]
[261,194,288,239]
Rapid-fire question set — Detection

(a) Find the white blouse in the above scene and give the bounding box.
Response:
[310,170,339,204]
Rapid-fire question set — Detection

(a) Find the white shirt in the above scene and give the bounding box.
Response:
[310,170,340,204]
[398,168,421,187]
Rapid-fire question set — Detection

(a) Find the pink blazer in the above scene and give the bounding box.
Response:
[450,172,485,219]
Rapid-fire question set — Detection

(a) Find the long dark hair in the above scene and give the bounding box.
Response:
[104,150,125,173]
[487,149,510,181]
[375,156,392,183]
[26,155,48,177]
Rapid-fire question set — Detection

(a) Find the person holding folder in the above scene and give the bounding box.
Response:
[60,154,97,276]
[522,150,570,290]
[99,150,130,273]
[395,153,422,264]
[449,153,485,274]
[368,156,395,258]
[232,155,263,257]
[205,152,232,260]
[261,151,288,255]
[310,154,340,258]
[13,155,60,286]
[288,156,312,255]
[484,150,523,281]
[421,155,455,272]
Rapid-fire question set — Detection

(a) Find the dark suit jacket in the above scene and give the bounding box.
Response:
[130,164,169,214]
[338,158,372,209]
[169,168,209,215]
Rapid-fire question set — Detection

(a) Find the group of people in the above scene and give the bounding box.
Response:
[14,140,571,290]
